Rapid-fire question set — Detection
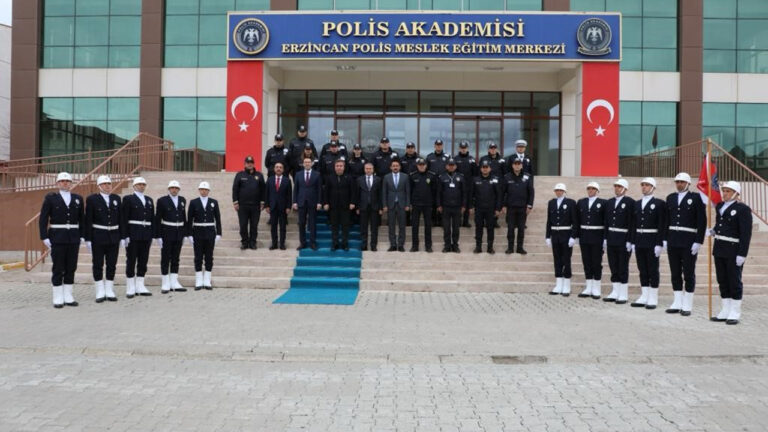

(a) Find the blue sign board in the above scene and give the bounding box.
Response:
[227,11,621,61]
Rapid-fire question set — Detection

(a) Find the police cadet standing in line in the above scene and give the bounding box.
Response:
[232,155,266,250]
[354,163,382,251]
[409,158,438,253]
[436,158,467,253]
[602,178,635,304]
[710,181,752,325]
[293,157,323,250]
[501,159,534,255]
[427,139,450,226]
[469,160,502,254]
[85,175,122,303]
[479,141,505,228]
[319,129,348,159]
[373,137,399,178]
[382,159,410,252]
[187,182,222,291]
[295,143,320,172]
[265,162,292,250]
[320,140,346,176]
[122,177,154,298]
[664,172,706,315]
[155,180,188,293]
[264,134,290,177]
[630,177,666,309]
[323,160,355,251]
[506,139,534,177]
[347,143,367,178]
[576,182,607,299]
[288,125,316,176]
[39,172,84,308]
[454,141,477,228]
[400,142,420,176]
[545,183,577,296]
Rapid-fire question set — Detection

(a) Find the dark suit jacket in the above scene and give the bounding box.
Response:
[39,192,84,244]
[381,172,410,208]
[121,193,154,242]
[155,195,187,241]
[293,169,322,208]
[187,197,222,240]
[323,173,355,209]
[85,193,122,245]
[355,175,382,211]
[265,175,292,211]
[713,201,752,258]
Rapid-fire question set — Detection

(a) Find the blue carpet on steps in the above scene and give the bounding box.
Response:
[273,213,362,305]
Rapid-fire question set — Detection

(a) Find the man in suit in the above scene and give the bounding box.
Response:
[603,178,635,304]
[293,157,323,250]
[155,180,188,293]
[265,162,292,250]
[576,182,607,299]
[187,182,222,290]
[122,177,154,298]
[545,183,578,296]
[324,160,355,251]
[630,177,667,309]
[381,159,410,252]
[39,172,85,308]
[85,175,123,303]
[355,163,382,251]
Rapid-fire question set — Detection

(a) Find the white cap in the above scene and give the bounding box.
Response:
[553,183,567,192]
[614,178,629,190]
[586,181,600,191]
[168,180,181,189]
[97,175,112,185]
[515,139,528,147]
[56,172,72,182]
[721,180,741,195]
[674,172,692,184]
[133,177,146,186]
[198,181,210,190]
[641,177,657,188]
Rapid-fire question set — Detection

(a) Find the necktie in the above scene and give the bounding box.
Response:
[305,171,309,185]
[276,176,280,191]
[367,176,372,190]
[394,173,399,189]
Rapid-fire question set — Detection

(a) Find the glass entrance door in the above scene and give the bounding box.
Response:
[453,118,502,159]
[336,117,383,157]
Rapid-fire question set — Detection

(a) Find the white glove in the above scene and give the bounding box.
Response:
[691,242,701,256]
[625,242,632,253]
[631,244,636,253]
[705,228,714,237]
[663,240,668,251]
[80,237,85,246]
[86,241,92,253]
[654,245,662,257]
[545,238,552,248]
[155,238,163,247]
[215,235,221,245]
[568,238,576,248]
[119,239,126,249]
[602,239,607,250]
[124,237,130,247]
[736,256,746,267]
[43,238,52,249]
[187,236,194,245]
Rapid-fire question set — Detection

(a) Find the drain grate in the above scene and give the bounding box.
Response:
[491,355,548,365]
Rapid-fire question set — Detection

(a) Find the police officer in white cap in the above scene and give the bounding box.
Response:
[506,139,534,177]
[121,177,154,298]
[39,172,85,308]
[631,177,666,309]
[664,172,706,315]
[711,181,752,325]
[154,180,187,293]
[576,182,607,299]
[545,183,577,296]
[603,178,635,304]
[85,175,122,303]
[187,181,222,290]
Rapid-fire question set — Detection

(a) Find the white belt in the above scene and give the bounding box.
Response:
[161,220,185,227]
[636,229,658,233]
[608,227,628,233]
[129,220,152,226]
[92,224,119,231]
[715,235,739,243]
[49,224,79,229]
[580,225,604,230]
[551,226,571,231]
[192,222,216,227]
[669,226,697,233]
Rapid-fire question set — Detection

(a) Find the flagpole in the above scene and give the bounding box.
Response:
[706,138,713,319]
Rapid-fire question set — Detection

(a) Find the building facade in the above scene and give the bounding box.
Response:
[9,0,768,177]
[1,23,10,160]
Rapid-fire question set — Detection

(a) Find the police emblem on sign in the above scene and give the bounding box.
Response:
[233,18,269,55]
[577,18,612,56]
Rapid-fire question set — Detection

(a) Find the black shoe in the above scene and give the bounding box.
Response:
[603,297,616,303]
[665,308,680,314]
[473,246,482,254]
[615,299,627,305]
[645,304,657,310]
[371,246,377,252]
[330,246,337,252]
[726,319,739,325]
[398,246,405,252]
[240,243,248,250]
[425,247,433,253]
[95,297,106,303]
[65,301,78,306]
[630,302,645,307]
[195,286,203,291]
[250,243,258,250]
[591,295,600,300]
[297,244,306,250]
[362,245,368,251]
[505,248,514,255]
[311,243,318,250]
[487,248,495,254]
[516,249,527,255]
[442,247,451,253]
[173,288,187,292]
[453,246,461,253]
[279,244,286,250]
[106,297,117,302]
[388,246,397,252]
[344,246,350,251]
[577,293,590,298]
[410,246,418,252]
[494,221,501,228]
[53,303,63,309]
[710,316,727,322]
[161,290,170,294]
[205,286,212,291]
[126,294,135,299]
[462,223,472,228]
[680,310,691,316]
[269,244,278,250]
[561,292,570,297]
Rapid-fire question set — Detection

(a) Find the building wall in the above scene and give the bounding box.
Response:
[0,24,11,160]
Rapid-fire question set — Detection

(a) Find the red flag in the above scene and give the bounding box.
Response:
[581,62,620,176]
[697,152,722,204]
[226,61,263,172]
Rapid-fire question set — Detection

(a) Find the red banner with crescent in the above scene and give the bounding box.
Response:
[581,62,619,176]
[226,61,263,171]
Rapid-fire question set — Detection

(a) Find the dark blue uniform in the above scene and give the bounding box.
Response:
[576,197,607,291]
[713,201,752,301]
[501,172,534,253]
[400,153,420,176]
[39,191,84,288]
[122,193,154,280]
[546,197,578,280]
[187,197,222,274]
[506,153,534,177]
[665,191,706,294]
[85,193,122,283]
[346,155,367,178]
[454,151,476,226]
[288,136,316,173]
[155,195,187,276]
[632,197,666,292]
[264,145,291,177]
[319,152,346,176]
[478,154,506,179]
[320,141,348,159]
[604,196,635,286]
[469,175,502,251]
[426,151,450,178]
[409,170,438,251]
[436,172,467,251]
[232,169,266,249]
[373,148,399,177]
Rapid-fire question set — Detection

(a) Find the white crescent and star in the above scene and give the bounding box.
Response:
[231,95,259,133]
[586,99,615,137]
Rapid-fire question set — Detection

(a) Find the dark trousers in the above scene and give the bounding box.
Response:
[668,246,697,292]
[506,207,527,249]
[238,204,260,245]
[329,207,351,247]
[269,208,288,246]
[411,205,432,248]
[298,206,317,246]
[126,240,151,278]
[474,209,495,247]
[636,247,660,287]
[714,255,744,300]
[442,206,461,247]
[359,207,380,248]
[193,238,214,271]
[388,204,406,248]
[607,244,631,283]
[432,204,442,226]
[580,242,603,280]
[462,208,471,226]
[51,243,79,286]
[552,240,572,278]
[92,242,119,281]
[160,240,183,275]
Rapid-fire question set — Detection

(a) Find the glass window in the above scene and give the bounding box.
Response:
[236,0,270,9]
[507,0,541,10]
[166,0,200,14]
[469,0,504,10]
[643,0,675,17]
[110,16,141,45]
[43,98,74,120]
[704,19,736,50]
[455,92,501,115]
[199,14,226,45]
[643,18,676,49]
[198,98,226,121]
[619,101,676,156]
[704,0,736,18]
[43,47,75,67]
[738,0,768,18]
[642,48,676,71]
[45,0,76,16]
[738,19,768,50]
[200,0,235,14]
[162,98,226,151]
[75,46,109,67]
[163,121,198,149]
[622,17,642,48]
[571,0,604,11]
[385,117,418,151]
[75,16,108,45]
[308,91,335,115]
[198,45,227,67]
[533,93,559,117]
[420,91,452,114]
[197,121,226,152]
[386,91,418,114]
[619,101,641,124]
[335,0,372,8]
[737,104,768,127]
[111,0,141,15]
[76,0,109,15]
[737,50,768,73]
[606,0,640,16]
[419,117,452,154]
[279,91,307,115]
[621,48,643,71]
[166,15,199,45]
[379,0,408,9]
[109,45,140,67]
[504,92,531,113]
[108,98,139,120]
[337,91,384,114]
[107,121,139,139]
[165,46,199,67]
[164,98,198,121]
[704,49,736,73]
[44,17,75,46]
[703,103,736,127]
[298,0,334,10]
[74,98,108,120]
